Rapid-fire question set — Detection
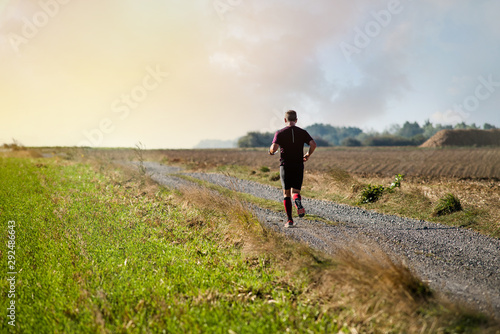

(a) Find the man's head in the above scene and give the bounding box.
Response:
[285,110,297,125]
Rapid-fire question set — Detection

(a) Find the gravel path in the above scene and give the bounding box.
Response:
[139,161,500,318]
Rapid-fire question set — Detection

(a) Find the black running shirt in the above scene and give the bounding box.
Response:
[272,126,313,166]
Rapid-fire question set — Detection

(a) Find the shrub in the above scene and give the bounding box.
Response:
[363,135,415,147]
[388,174,404,191]
[237,132,274,147]
[260,166,270,173]
[433,193,462,216]
[342,137,362,147]
[359,184,385,204]
[358,174,404,204]
[3,139,25,151]
[269,172,280,182]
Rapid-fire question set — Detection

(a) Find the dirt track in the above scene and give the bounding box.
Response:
[136,161,500,319]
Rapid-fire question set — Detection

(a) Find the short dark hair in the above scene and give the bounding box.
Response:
[285,110,297,122]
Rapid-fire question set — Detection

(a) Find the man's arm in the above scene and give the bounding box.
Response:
[303,139,316,161]
[269,143,279,155]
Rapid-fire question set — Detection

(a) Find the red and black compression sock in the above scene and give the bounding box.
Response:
[283,197,293,221]
[293,193,305,217]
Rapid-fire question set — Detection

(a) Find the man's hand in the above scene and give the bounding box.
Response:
[269,143,279,155]
[303,140,316,161]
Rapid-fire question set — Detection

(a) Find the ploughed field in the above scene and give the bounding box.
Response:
[145,147,500,179]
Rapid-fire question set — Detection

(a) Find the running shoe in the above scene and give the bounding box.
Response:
[295,198,306,217]
[285,220,294,228]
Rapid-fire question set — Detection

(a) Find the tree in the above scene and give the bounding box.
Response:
[305,123,363,146]
[339,127,363,140]
[314,137,331,147]
[387,123,401,135]
[237,132,274,147]
[468,123,479,129]
[306,123,339,145]
[484,123,497,130]
[397,121,423,138]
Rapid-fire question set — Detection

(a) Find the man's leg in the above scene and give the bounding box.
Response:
[292,189,305,217]
[283,189,293,224]
[291,163,305,217]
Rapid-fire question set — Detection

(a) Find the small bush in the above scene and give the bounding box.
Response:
[358,174,404,204]
[359,184,385,204]
[363,135,415,147]
[342,137,362,147]
[433,193,462,216]
[3,139,25,151]
[260,166,270,173]
[388,174,404,191]
[269,172,280,182]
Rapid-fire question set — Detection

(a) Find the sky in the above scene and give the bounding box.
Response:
[1,0,499,149]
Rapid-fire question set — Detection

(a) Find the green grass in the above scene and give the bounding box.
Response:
[0,158,346,333]
[433,193,463,216]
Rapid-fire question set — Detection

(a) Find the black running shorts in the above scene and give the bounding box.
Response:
[280,163,304,190]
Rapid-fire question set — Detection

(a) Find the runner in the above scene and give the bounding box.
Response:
[269,110,317,228]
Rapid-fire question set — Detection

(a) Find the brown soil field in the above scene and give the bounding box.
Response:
[138,147,500,179]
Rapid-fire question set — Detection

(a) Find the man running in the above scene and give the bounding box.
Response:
[269,110,317,228]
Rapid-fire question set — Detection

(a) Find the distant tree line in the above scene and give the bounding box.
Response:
[237,121,497,147]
